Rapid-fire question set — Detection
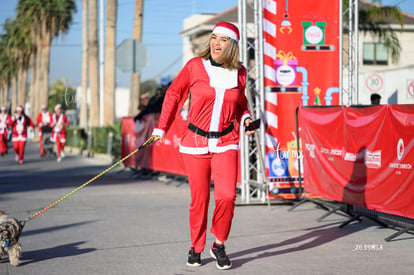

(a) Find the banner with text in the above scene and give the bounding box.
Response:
[299,105,414,219]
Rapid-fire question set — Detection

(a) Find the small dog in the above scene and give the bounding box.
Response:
[0,210,22,266]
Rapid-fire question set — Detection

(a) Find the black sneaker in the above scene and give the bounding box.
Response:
[210,242,232,270]
[187,247,201,267]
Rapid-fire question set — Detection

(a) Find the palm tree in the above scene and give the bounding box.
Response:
[359,0,404,63]
[17,0,76,118]
[0,38,12,107]
[88,0,100,128]
[344,0,404,63]
[104,0,118,125]
[3,18,33,111]
[1,19,20,111]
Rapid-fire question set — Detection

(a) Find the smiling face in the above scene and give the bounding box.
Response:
[210,33,231,64]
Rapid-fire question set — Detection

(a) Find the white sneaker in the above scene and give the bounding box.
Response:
[15,155,19,162]
[61,151,66,158]
[57,157,62,163]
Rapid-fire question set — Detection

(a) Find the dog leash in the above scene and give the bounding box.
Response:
[19,136,156,227]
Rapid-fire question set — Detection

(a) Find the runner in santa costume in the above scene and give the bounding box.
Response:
[11,105,34,164]
[51,104,69,162]
[152,22,257,270]
[0,106,12,156]
[36,103,53,157]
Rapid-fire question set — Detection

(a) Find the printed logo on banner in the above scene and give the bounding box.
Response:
[397,138,404,160]
[305,143,316,159]
[365,150,382,169]
[321,147,330,154]
[344,152,357,162]
[389,139,412,172]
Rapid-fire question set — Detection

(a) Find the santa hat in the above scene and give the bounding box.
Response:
[41,103,48,109]
[55,104,62,111]
[0,106,6,111]
[212,22,240,42]
[16,105,24,112]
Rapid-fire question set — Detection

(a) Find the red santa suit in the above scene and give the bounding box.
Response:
[152,57,251,253]
[51,110,69,158]
[12,113,34,163]
[37,110,53,156]
[0,110,12,155]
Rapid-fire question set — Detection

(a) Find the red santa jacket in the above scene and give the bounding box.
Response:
[52,113,69,136]
[153,57,251,154]
[36,111,53,134]
[11,115,34,141]
[0,113,12,135]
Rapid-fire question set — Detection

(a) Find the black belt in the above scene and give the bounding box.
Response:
[188,122,234,138]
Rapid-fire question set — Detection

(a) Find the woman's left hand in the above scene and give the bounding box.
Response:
[244,118,257,136]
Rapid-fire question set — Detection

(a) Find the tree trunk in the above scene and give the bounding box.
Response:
[104,0,117,125]
[89,0,100,128]
[0,86,4,106]
[11,76,17,112]
[3,82,10,108]
[29,53,37,118]
[34,30,44,119]
[80,0,89,129]
[131,0,143,116]
[17,67,28,107]
[40,31,52,113]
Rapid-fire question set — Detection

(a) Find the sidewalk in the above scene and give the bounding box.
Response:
[1,142,413,274]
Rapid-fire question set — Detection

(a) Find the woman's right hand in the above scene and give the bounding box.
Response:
[152,135,163,143]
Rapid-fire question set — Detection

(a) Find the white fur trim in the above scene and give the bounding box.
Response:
[152,128,165,137]
[213,26,239,42]
[179,144,239,155]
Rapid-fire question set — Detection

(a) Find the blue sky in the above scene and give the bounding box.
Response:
[0,0,413,88]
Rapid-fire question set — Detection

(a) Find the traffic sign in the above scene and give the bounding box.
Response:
[365,73,383,93]
[116,39,148,73]
[407,80,414,98]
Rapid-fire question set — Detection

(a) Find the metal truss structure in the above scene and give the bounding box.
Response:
[238,0,268,204]
[341,0,359,106]
[238,0,359,204]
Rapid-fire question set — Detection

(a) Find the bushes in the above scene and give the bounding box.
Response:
[66,121,122,158]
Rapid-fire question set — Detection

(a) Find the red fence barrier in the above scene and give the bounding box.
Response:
[121,113,187,176]
[298,105,414,219]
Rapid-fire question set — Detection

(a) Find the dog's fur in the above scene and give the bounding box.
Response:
[0,211,22,266]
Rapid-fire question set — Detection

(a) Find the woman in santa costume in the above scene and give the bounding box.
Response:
[152,22,257,270]
[36,103,53,157]
[11,105,34,164]
[51,104,69,162]
[0,106,12,156]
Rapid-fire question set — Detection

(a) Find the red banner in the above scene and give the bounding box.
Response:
[121,113,187,176]
[263,0,341,198]
[299,105,414,219]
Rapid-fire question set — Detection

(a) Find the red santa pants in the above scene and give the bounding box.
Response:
[182,150,238,253]
[52,132,66,157]
[39,133,45,155]
[13,140,26,162]
[0,132,8,153]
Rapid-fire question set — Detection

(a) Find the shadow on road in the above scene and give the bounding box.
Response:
[20,241,96,265]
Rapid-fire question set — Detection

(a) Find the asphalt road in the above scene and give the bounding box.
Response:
[1,141,413,275]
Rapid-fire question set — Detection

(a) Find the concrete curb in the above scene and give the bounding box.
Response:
[66,146,114,164]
